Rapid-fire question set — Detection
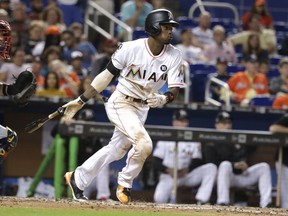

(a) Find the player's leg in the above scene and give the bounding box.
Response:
[67,128,132,201]
[105,91,152,203]
[0,125,18,163]
[154,174,174,203]
[217,161,233,205]
[184,163,217,203]
[276,162,288,208]
[95,164,111,200]
[232,162,272,207]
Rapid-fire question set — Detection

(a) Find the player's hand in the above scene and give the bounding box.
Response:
[165,167,174,176]
[146,93,166,108]
[234,161,248,172]
[62,97,85,121]
[178,168,189,177]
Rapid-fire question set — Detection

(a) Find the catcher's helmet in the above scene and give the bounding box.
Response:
[145,9,179,36]
[0,20,10,59]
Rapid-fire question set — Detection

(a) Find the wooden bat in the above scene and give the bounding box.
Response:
[24,107,66,133]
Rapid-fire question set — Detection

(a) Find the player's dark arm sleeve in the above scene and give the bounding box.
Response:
[188,158,204,172]
[153,156,168,173]
[106,60,121,77]
[203,143,219,166]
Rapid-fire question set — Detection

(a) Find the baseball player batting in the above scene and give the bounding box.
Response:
[63,9,184,203]
[0,20,36,163]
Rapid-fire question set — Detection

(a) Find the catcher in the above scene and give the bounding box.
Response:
[0,20,36,163]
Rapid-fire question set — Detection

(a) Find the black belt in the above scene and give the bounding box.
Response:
[125,95,147,104]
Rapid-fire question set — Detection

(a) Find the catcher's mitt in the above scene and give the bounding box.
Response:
[12,70,37,106]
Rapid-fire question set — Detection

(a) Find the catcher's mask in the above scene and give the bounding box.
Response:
[145,9,179,36]
[0,20,11,60]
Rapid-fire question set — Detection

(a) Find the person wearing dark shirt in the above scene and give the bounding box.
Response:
[204,111,272,207]
[269,114,288,208]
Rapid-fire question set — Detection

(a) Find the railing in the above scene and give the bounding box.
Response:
[84,0,133,41]
[182,60,191,104]
[188,1,240,25]
[205,76,231,107]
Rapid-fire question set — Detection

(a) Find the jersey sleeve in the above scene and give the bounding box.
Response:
[153,141,166,159]
[110,43,127,70]
[167,50,185,88]
[192,143,202,159]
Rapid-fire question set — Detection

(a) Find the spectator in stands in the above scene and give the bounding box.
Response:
[153,109,217,204]
[228,14,277,55]
[242,0,273,30]
[204,111,272,208]
[61,29,97,71]
[0,9,9,22]
[56,0,85,26]
[269,115,288,208]
[69,22,85,43]
[40,45,62,77]
[10,2,29,42]
[269,57,288,96]
[42,3,66,32]
[192,11,213,49]
[203,25,237,64]
[0,0,11,17]
[272,94,288,109]
[28,0,44,21]
[48,59,80,98]
[41,25,62,54]
[242,33,269,64]
[224,54,269,106]
[119,0,153,40]
[24,21,46,60]
[68,51,89,80]
[10,30,23,56]
[31,56,44,88]
[258,59,270,78]
[175,28,206,64]
[36,71,67,98]
[209,58,231,102]
[0,49,31,84]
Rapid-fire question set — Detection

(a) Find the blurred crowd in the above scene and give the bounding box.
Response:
[1,0,288,109]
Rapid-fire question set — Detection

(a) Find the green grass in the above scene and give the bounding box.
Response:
[0,207,205,216]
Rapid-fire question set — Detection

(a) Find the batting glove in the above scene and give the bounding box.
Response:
[146,93,166,108]
[62,97,85,120]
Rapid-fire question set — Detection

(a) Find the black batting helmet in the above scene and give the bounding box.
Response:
[145,9,179,36]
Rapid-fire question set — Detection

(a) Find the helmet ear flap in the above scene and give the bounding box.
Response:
[150,24,161,36]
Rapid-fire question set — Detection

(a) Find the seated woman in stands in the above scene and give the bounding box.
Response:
[242,33,269,64]
[242,0,273,30]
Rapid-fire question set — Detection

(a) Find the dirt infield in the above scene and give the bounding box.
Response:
[1,196,288,216]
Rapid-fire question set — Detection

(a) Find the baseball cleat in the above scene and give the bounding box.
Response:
[116,185,131,204]
[64,171,88,202]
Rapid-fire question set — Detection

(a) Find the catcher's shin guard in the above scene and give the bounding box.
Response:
[0,127,18,163]
[2,70,36,106]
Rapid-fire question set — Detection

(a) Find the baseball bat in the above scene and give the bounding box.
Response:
[24,107,66,133]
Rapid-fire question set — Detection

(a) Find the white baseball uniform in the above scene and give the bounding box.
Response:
[73,38,184,190]
[153,141,217,203]
[217,161,272,207]
[276,162,288,208]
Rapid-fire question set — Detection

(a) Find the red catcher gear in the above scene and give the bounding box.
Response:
[0,20,11,60]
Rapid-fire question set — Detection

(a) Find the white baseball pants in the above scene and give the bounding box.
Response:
[276,161,288,208]
[154,163,217,203]
[74,90,152,190]
[217,161,272,207]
